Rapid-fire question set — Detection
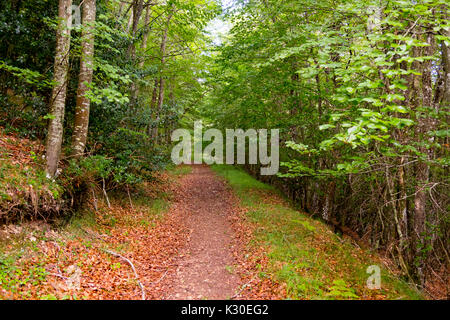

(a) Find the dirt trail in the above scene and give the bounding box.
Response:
[163,165,240,300]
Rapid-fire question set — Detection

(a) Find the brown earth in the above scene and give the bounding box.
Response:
[161,165,240,299]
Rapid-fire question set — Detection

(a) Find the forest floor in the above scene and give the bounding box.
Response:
[161,165,240,299]
[0,131,423,299]
[0,165,423,300]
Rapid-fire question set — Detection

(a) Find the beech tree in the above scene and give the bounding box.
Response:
[45,0,73,177]
[71,0,96,158]
[152,6,174,142]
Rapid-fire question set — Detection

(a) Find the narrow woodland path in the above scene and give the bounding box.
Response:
[163,165,240,300]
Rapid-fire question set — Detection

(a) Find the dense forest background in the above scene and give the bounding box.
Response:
[0,0,448,296]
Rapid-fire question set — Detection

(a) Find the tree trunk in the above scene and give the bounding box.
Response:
[45,0,73,178]
[397,157,408,250]
[152,9,173,141]
[128,0,144,107]
[149,78,159,135]
[71,0,96,158]
[413,31,436,283]
[139,5,151,69]
[126,9,133,32]
[118,1,126,17]
[441,28,450,105]
[135,4,151,104]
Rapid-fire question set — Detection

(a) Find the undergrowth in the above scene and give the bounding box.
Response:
[211,164,423,300]
[0,165,187,299]
[0,134,63,222]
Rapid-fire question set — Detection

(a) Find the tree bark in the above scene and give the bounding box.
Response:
[71,0,97,158]
[45,0,73,177]
[152,9,173,142]
[135,4,151,103]
[441,28,450,105]
[128,0,144,107]
[413,31,436,283]
[149,78,159,135]
[139,4,151,69]
[128,0,144,56]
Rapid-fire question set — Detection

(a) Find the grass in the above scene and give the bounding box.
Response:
[0,165,193,299]
[167,164,192,177]
[211,164,423,300]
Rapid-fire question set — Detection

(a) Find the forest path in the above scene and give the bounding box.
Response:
[163,165,240,300]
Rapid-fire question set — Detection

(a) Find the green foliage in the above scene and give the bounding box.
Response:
[64,155,113,187]
[204,0,449,284]
[1,0,447,292]
[0,0,58,139]
[327,280,359,299]
[0,148,63,218]
[0,253,48,295]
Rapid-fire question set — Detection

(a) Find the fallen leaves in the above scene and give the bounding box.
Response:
[226,191,286,300]
[0,170,188,300]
